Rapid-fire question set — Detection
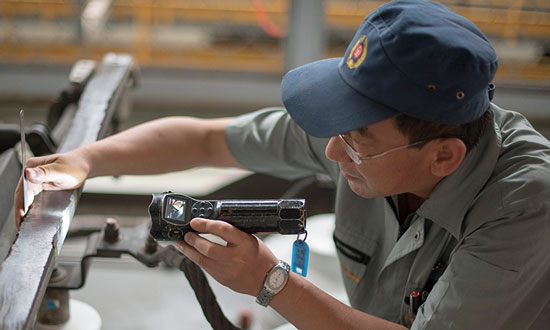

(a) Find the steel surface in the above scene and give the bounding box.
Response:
[0,53,135,330]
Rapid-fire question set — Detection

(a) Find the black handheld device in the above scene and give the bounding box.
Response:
[149,192,306,241]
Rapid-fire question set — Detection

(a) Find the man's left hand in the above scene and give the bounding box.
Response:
[176,218,278,296]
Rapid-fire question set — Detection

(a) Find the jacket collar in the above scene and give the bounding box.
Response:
[416,108,501,240]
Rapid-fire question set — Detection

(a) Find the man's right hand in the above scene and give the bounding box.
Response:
[12,116,239,228]
[14,150,90,228]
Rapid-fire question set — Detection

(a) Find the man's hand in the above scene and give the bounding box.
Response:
[176,218,279,296]
[14,150,90,227]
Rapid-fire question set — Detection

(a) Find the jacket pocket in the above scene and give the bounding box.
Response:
[333,226,377,293]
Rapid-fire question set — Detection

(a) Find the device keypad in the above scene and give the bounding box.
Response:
[191,201,214,217]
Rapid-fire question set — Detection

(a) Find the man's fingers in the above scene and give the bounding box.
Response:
[14,152,89,228]
[176,240,214,269]
[25,165,82,190]
[25,165,58,185]
[25,167,45,184]
[14,176,24,228]
[28,181,42,195]
[182,232,229,260]
[16,208,24,228]
[14,175,41,227]
[189,218,247,245]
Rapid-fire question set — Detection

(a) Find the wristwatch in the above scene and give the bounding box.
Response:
[255,260,290,307]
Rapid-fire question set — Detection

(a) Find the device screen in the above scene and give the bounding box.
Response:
[164,196,187,222]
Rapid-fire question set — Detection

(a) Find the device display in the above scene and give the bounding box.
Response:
[164,196,187,222]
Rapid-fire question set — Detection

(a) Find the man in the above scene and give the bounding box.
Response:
[15,1,550,329]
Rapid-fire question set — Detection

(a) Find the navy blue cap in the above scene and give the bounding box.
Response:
[281,0,498,138]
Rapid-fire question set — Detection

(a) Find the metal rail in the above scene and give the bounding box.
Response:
[0,53,136,330]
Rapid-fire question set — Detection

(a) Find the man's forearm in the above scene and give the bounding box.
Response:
[271,273,407,330]
[75,116,242,178]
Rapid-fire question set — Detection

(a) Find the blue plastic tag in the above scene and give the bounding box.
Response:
[292,239,309,277]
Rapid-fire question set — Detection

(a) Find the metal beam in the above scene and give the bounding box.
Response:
[0,53,135,330]
[285,0,326,71]
[0,150,21,263]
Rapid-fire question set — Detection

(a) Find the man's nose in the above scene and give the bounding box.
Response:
[325,136,353,163]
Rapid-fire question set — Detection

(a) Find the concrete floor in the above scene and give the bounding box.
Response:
[69,257,253,330]
[55,231,262,330]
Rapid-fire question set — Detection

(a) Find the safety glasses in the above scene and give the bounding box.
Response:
[338,134,427,164]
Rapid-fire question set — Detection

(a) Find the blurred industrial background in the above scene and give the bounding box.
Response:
[0,1,549,329]
[1,0,549,124]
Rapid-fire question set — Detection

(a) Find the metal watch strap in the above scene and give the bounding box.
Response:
[256,287,274,307]
[255,260,290,307]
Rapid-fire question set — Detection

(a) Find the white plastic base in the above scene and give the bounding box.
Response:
[34,299,101,330]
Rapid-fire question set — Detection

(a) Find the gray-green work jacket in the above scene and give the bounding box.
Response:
[225,104,550,329]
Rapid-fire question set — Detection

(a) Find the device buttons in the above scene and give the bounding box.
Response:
[192,201,214,217]
[167,228,184,240]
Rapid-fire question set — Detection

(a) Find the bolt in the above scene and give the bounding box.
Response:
[104,218,120,243]
[49,266,67,284]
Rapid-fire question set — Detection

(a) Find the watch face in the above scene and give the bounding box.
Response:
[267,268,287,291]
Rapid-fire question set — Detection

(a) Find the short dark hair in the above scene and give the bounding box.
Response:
[393,108,493,151]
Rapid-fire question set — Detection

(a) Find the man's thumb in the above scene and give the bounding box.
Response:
[25,167,47,183]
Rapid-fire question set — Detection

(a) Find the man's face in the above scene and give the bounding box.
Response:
[325,118,435,199]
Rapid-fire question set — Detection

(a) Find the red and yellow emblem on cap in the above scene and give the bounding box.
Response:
[347,36,368,69]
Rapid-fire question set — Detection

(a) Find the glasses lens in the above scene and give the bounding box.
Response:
[339,135,361,164]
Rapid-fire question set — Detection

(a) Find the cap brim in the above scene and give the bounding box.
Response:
[281,57,400,138]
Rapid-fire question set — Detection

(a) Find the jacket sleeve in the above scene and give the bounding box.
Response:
[225,107,339,181]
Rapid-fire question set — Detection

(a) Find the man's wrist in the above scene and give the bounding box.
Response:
[255,260,290,307]
[73,146,94,178]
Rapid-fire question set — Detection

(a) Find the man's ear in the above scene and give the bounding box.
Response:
[429,138,467,177]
